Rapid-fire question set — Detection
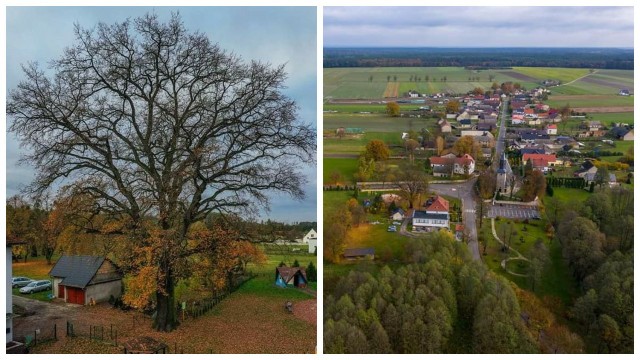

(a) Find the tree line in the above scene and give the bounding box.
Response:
[324,232,582,353]
[323,48,633,70]
[551,187,633,353]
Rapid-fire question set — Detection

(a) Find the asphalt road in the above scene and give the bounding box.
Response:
[493,97,509,170]
[430,179,481,261]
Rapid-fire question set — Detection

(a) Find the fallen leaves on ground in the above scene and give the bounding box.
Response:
[30,293,315,354]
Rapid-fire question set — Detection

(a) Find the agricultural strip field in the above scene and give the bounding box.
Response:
[325,67,634,100]
[510,67,591,84]
[325,67,542,99]
[546,94,634,110]
[324,113,440,133]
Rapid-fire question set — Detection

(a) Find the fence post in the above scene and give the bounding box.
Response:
[34,330,37,347]
[54,323,57,340]
[90,325,92,339]
[110,324,113,339]
[102,326,104,340]
[115,330,118,347]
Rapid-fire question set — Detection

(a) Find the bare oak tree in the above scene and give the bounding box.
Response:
[8,13,315,331]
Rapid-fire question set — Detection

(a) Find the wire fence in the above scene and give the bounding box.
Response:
[16,322,59,350]
[187,273,256,319]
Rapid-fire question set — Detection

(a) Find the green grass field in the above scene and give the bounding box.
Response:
[324,113,439,133]
[241,253,316,300]
[546,95,634,109]
[511,67,591,84]
[323,158,358,183]
[324,131,404,154]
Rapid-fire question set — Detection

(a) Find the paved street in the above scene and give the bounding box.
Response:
[487,203,540,219]
[429,179,480,261]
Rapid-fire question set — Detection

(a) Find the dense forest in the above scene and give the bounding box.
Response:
[323,47,633,69]
[324,187,633,354]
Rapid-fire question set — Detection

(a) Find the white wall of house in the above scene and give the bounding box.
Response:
[84,281,122,305]
[302,229,317,244]
[52,277,63,299]
[308,239,317,254]
[6,247,12,343]
[391,212,404,221]
[412,217,449,228]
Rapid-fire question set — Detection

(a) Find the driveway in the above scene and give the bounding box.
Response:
[12,296,82,341]
[429,179,481,261]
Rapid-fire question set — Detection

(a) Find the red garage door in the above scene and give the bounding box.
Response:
[66,287,85,305]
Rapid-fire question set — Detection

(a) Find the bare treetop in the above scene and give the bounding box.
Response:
[8,12,316,227]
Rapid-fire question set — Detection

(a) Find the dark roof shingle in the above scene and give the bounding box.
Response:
[49,255,120,288]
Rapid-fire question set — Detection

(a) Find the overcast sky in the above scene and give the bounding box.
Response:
[6,7,317,223]
[324,7,634,47]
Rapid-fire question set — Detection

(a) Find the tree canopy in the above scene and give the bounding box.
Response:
[7,13,315,331]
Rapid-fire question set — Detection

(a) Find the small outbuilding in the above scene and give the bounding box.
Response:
[49,255,122,305]
[275,267,308,288]
[390,208,405,221]
[343,248,375,261]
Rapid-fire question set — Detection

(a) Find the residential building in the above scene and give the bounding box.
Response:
[390,208,405,221]
[7,238,26,349]
[302,229,317,244]
[439,120,452,133]
[430,153,476,177]
[545,124,557,135]
[412,196,450,231]
[522,154,559,172]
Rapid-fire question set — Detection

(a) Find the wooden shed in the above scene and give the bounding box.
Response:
[275,267,307,288]
[49,255,122,305]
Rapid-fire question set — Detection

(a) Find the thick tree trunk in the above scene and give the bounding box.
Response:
[154,261,177,332]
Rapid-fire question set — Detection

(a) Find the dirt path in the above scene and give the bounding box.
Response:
[556,70,598,86]
[491,218,530,277]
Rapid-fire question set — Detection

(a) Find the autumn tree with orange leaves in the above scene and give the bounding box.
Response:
[8,13,314,332]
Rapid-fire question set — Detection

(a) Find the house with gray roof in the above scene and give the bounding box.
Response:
[49,255,122,305]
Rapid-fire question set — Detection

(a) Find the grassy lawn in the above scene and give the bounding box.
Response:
[324,131,404,155]
[546,187,591,204]
[12,256,56,279]
[323,158,358,183]
[12,287,53,302]
[11,257,55,301]
[323,190,355,214]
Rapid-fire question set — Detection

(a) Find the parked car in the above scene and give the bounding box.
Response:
[19,280,51,294]
[12,277,34,288]
[387,225,397,232]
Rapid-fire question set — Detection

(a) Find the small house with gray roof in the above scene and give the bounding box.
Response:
[49,255,122,305]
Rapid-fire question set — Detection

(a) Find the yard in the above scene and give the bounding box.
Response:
[13,251,317,354]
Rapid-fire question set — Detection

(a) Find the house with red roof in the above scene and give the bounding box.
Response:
[429,153,475,177]
[522,153,559,172]
[412,196,450,231]
[545,124,557,135]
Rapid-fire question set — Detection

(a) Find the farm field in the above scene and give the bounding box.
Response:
[324,113,439,133]
[546,94,634,110]
[324,67,633,100]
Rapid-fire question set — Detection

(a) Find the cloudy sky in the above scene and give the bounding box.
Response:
[324,7,634,47]
[6,7,317,223]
